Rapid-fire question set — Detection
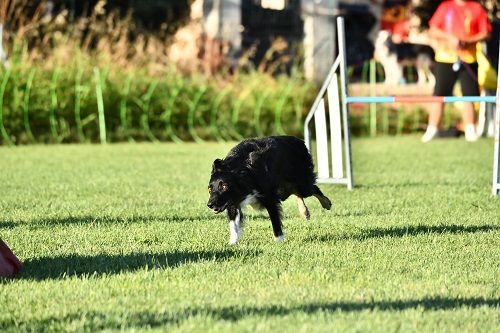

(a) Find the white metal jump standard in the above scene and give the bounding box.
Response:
[304,17,500,197]
[304,17,353,189]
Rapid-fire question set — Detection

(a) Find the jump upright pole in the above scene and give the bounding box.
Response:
[337,16,354,190]
[492,44,500,196]
[303,17,353,189]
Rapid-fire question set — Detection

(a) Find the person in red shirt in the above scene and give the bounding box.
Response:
[421,0,491,142]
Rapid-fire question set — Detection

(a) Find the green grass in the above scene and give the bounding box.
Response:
[0,137,499,332]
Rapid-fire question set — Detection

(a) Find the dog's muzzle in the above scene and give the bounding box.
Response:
[207,202,226,214]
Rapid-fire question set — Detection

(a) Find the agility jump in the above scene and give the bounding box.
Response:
[304,17,500,197]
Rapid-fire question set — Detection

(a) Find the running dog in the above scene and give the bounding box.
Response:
[207,136,332,244]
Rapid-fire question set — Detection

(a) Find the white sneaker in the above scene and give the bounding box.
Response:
[421,126,438,143]
[464,124,478,142]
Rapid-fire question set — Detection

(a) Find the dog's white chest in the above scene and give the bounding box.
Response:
[240,191,264,210]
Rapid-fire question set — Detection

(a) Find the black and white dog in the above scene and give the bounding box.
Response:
[207,136,332,244]
[374,30,435,86]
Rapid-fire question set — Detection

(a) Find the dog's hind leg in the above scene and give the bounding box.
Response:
[227,206,243,245]
[313,185,332,210]
[296,196,310,220]
[263,200,284,242]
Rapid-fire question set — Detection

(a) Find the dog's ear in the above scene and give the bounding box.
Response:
[212,158,224,173]
[248,151,261,167]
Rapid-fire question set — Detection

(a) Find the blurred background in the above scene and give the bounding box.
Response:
[0,0,498,144]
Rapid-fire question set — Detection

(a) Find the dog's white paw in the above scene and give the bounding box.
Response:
[229,220,242,245]
[301,208,310,221]
[229,231,241,245]
[275,234,285,243]
[229,231,243,245]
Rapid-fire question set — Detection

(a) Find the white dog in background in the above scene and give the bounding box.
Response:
[374,30,435,86]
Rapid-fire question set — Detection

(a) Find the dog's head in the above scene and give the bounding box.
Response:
[207,159,241,214]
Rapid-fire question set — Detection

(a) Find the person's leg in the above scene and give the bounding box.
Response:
[459,62,480,141]
[422,62,456,142]
[463,102,477,141]
[421,102,443,142]
[427,102,445,127]
[463,102,475,125]
[421,102,444,142]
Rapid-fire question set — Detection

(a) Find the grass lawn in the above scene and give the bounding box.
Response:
[0,137,499,332]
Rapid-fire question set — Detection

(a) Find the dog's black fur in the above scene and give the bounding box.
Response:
[387,40,435,63]
[207,136,331,244]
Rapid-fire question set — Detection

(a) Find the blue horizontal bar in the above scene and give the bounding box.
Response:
[443,96,496,103]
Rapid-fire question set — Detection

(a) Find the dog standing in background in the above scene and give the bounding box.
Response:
[374,30,435,86]
[207,136,332,245]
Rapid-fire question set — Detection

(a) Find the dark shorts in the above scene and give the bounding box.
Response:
[433,61,480,97]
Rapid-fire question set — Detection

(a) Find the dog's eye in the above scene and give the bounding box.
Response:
[218,183,228,192]
[208,186,212,194]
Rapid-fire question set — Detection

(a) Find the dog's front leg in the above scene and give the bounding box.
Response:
[227,205,243,245]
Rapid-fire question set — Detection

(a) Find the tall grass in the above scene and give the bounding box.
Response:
[0,1,320,144]
[0,0,438,144]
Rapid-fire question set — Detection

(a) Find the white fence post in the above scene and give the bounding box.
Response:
[303,17,353,189]
[493,45,500,196]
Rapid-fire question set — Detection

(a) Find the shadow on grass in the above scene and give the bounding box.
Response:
[1,296,497,330]
[356,180,463,189]
[11,249,259,281]
[304,224,499,243]
[0,221,17,229]
[4,214,223,229]
[331,210,391,218]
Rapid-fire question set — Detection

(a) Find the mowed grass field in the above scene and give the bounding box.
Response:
[0,137,499,332]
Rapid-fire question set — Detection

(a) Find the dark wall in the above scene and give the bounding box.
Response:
[339,2,376,66]
[241,0,303,71]
[47,0,190,33]
[487,19,500,71]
